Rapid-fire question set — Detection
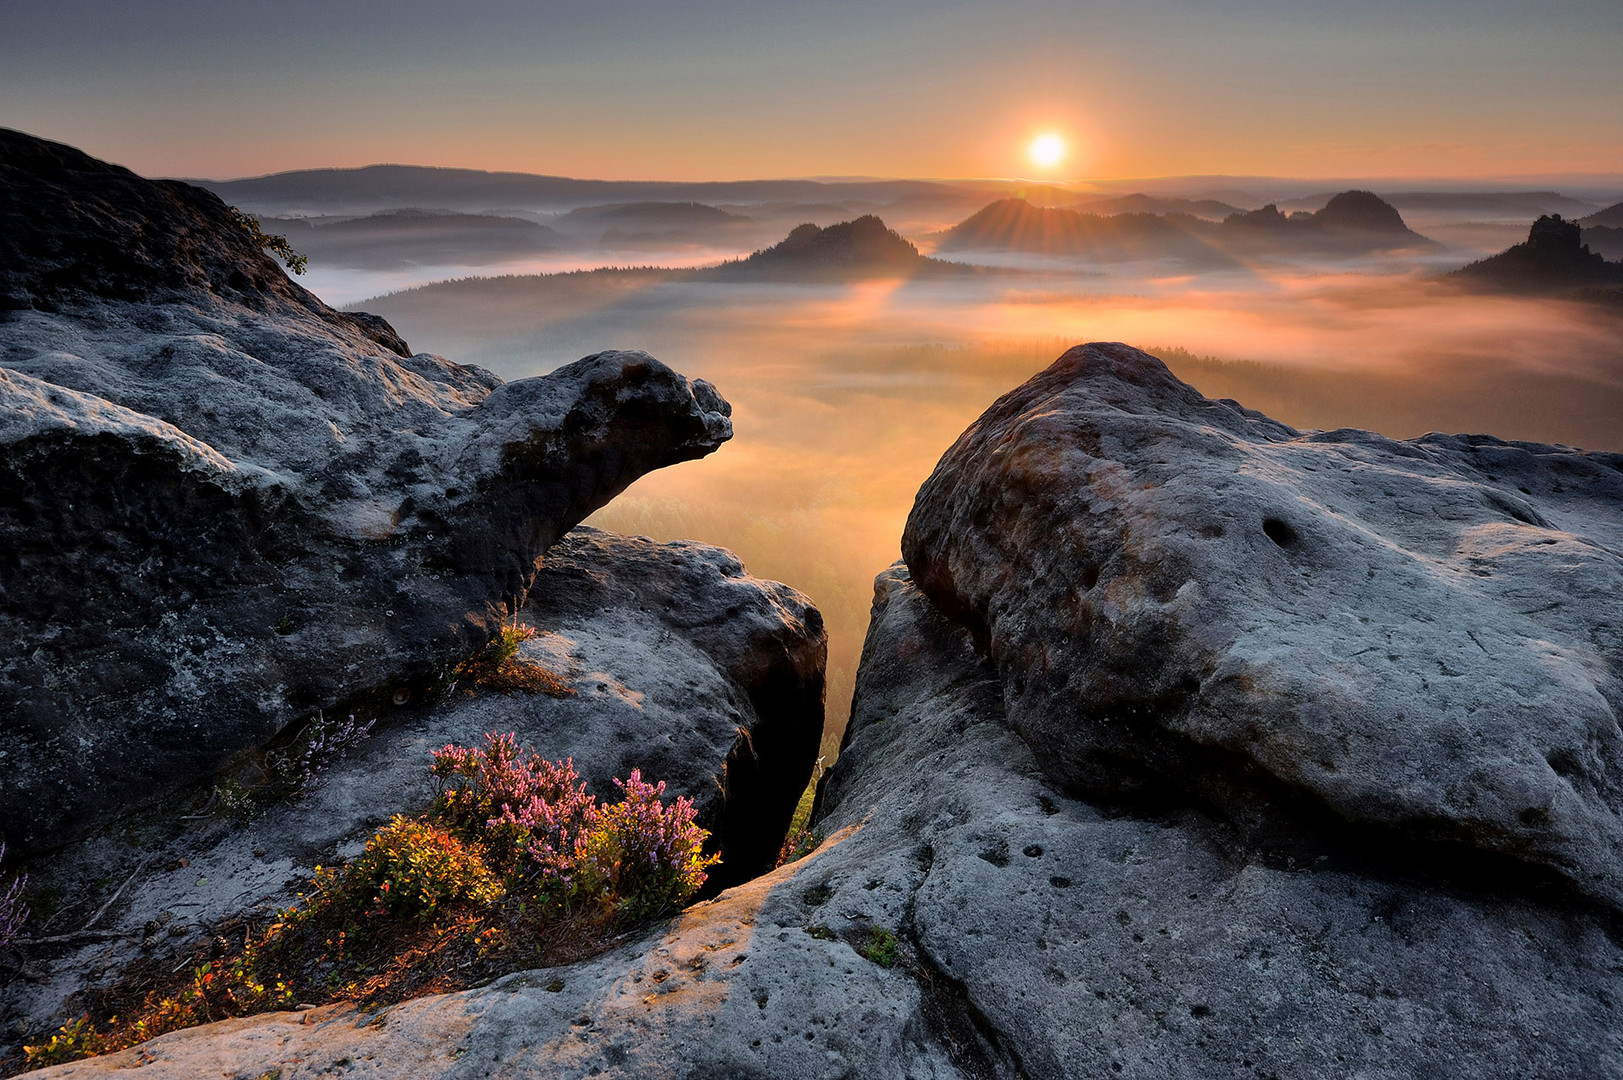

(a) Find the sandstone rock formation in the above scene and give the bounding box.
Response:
[904,342,1623,913]
[31,560,1623,1079]
[27,344,1623,1078]
[0,129,734,852]
[3,528,824,1053]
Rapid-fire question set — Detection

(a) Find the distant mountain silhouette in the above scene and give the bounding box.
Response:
[1447,215,1623,297]
[550,201,757,248]
[935,199,1232,263]
[1582,225,1623,261]
[1281,190,1601,219]
[1578,202,1623,229]
[704,215,969,279]
[1068,193,1243,220]
[934,190,1429,262]
[195,164,957,217]
[262,208,563,269]
[1221,191,1431,246]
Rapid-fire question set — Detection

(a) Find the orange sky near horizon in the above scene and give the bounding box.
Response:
[2,0,1620,185]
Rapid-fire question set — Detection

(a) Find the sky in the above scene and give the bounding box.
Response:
[3,0,1621,182]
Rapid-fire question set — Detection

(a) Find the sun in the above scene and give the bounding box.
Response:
[1029,133,1066,169]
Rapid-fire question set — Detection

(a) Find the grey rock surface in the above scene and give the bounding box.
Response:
[0,130,733,851]
[903,342,1623,913]
[31,566,1623,1079]
[4,528,824,1058]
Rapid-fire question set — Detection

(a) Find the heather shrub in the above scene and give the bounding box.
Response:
[775,758,826,868]
[429,733,716,916]
[269,712,376,797]
[584,770,717,917]
[19,734,717,1069]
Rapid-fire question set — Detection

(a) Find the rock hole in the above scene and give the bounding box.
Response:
[978,844,1010,868]
[802,884,833,907]
[1262,517,1297,548]
[1023,844,1044,858]
[1050,876,1072,889]
[1546,749,1582,779]
[1038,796,1059,816]
[1080,564,1100,591]
[1190,1004,1211,1018]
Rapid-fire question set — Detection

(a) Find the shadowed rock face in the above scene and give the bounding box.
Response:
[0,130,734,852]
[903,342,1623,912]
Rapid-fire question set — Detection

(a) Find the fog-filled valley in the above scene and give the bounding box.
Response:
[212,172,1623,754]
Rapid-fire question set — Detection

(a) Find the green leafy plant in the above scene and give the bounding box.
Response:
[314,817,501,920]
[451,623,574,697]
[228,206,307,275]
[21,1015,100,1068]
[861,926,900,967]
[775,756,826,868]
[23,954,293,1069]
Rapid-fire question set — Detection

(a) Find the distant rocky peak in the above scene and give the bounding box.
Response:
[1225,203,1290,228]
[754,214,920,265]
[1527,212,1584,252]
[1314,189,1412,233]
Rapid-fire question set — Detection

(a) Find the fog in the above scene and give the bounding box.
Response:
[350,254,1622,758]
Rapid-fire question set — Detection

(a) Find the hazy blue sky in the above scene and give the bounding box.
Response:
[4,0,1620,180]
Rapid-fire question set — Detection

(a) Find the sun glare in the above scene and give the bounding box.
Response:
[1029,133,1066,169]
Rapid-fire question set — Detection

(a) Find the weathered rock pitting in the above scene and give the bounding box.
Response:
[903,342,1623,911]
[0,130,734,852]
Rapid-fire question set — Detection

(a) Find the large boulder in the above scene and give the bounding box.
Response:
[0,129,734,852]
[903,342,1623,911]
